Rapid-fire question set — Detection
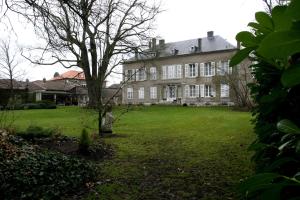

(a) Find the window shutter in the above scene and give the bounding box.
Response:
[212,85,216,97]
[185,85,189,97]
[200,84,204,97]
[195,63,199,77]
[177,65,182,78]
[162,66,167,79]
[124,70,128,81]
[195,85,200,97]
[135,69,139,81]
[211,62,216,76]
[185,64,189,77]
[220,84,225,97]
[227,84,230,97]
[200,63,205,77]
[228,60,232,74]
[221,84,230,97]
[144,68,147,80]
[216,61,221,75]
[154,87,157,99]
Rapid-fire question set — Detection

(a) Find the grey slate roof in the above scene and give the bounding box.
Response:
[126,35,236,62]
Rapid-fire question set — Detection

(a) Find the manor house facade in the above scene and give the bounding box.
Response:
[122,31,249,105]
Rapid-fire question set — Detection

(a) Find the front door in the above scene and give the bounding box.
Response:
[167,86,176,102]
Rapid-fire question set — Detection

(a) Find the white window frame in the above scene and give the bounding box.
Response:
[204,85,212,97]
[189,85,196,97]
[126,69,134,81]
[190,64,196,77]
[137,68,146,81]
[127,88,133,99]
[163,65,182,79]
[220,84,230,98]
[204,62,212,76]
[150,87,157,99]
[220,61,229,75]
[150,67,157,80]
[138,87,144,99]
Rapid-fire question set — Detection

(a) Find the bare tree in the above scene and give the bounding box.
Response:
[262,0,289,13]
[214,61,253,110]
[0,39,24,100]
[4,0,160,136]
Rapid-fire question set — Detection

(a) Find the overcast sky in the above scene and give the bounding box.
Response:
[0,0,266,85]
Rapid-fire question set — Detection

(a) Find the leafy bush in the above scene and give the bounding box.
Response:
[0,134,98,200]
[17,125,55,139]
[79,128,91,153]
[231,0,300,198]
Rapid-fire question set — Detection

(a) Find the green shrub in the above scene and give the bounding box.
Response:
[0,134,98,200]
[18,125,55,139]
[231,0,300,198]
[79,128,91,153]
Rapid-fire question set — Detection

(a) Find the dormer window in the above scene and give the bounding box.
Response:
[190,46,198,53]
[171,48,179,55]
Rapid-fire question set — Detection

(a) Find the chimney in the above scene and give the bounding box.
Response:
[134,48,139,60]
[237,41,241,50]
[207,31,214,39]
[152,38,156,50]
[198,38,202,52]
[43,78,46,83]
[26,79,29,88]
[159,39,165,48]
[148,41,152,49]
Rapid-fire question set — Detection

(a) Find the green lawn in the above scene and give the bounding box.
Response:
[10,106,254,199]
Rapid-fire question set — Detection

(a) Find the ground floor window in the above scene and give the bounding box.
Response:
[220,84,229,97]
[127,88,133,99]
[189,85,196,97]
[138,87,144,99]
[150,87,157,99]
[205,85,212,97]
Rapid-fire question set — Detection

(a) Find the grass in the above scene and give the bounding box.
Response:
[8,106,254,199]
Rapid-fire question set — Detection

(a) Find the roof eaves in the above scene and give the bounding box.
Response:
[123,48,238,64]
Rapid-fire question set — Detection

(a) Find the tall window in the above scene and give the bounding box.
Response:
[189,85,196,97]
[220,84,229,97]
[136,68,146,81]
[150,67,157,80]
[185,63,198,77]
[204,85,212,97]
[150,87,157,99]
[126,69,134,81]
[220,61,229,75]
[127,88,133,99]
[204,62,212,76]
[138,87,144,99]
[189,64,196,77]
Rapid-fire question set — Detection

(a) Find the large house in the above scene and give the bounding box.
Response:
[122,31,250,105]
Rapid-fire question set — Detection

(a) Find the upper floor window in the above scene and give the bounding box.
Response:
[150,67,157,80]
[204,63,212,76]
[185,63,198,78]
[127,88,133,99]
[220,61,229,75]
[136,68,146,81]
[162,65,182,80]
[126,69,135,81]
